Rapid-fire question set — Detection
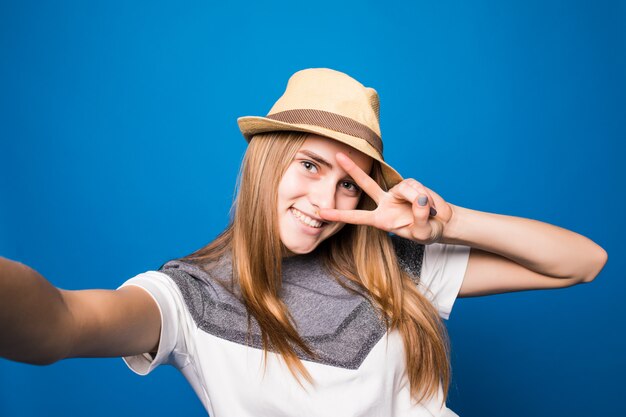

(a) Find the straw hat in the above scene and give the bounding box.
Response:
[237,68,403,188]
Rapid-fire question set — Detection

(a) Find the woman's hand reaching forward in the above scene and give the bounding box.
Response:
[318,152,455,245]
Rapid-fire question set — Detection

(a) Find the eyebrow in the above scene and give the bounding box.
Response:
[298,150,334,170]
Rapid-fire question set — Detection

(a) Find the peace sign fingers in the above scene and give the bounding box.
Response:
[316,152,383,226]
[317,206,377,225]
[335,152,385,204]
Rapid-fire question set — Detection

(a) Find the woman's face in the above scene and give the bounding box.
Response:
[277,134,373,256]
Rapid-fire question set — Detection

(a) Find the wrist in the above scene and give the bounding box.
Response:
[439,203,467,245]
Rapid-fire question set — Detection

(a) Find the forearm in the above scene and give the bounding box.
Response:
[440,204,608,281]
[0,257,73,364]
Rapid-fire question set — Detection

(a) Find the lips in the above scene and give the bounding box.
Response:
[290,207,325,228]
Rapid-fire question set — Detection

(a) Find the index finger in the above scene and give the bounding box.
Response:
[318,207,375,226]
[336,152,385,204]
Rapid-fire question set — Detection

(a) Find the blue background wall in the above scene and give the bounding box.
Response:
[1,1,624,416]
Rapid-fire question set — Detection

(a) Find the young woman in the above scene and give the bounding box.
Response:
[0,68,608,416]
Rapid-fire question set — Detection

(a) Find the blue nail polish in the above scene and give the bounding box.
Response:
[418,195,428,206]
[430,207,437,216]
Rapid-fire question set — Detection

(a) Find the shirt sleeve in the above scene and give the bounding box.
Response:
[419,242,471,320]
[117,270,194,375]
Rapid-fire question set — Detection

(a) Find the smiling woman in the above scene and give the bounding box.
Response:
[278,135,373,255]
[0,68,607,417]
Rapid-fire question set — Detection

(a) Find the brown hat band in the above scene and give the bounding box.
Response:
[266,109,383,154]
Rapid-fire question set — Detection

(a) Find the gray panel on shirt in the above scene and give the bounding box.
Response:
[159,235,424,370]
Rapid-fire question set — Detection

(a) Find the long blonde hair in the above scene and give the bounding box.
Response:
[182,131,451,403]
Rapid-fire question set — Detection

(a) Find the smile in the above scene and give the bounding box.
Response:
[290,207,325,228]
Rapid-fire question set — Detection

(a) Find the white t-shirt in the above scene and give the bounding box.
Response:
[120,238,471,417]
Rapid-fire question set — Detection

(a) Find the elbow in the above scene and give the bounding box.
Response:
[1,328,72,366]
[580,247,608,284]
[2,349,64,366]
[31,343,70,365]
[26,355,63,366]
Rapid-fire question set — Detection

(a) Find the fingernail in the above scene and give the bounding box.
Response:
[418,195,428,206]
[430,207,437,216]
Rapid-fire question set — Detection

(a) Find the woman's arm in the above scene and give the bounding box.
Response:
[0,257,161,364]
[318,152,608,296]
[440,204,608,297]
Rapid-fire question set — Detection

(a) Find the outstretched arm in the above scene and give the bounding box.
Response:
[0,257,161,364]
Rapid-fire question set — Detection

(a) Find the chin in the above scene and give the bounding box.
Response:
[282,242,319,256]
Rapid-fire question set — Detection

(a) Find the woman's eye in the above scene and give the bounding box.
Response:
[301,161,318,173]
[342,181,360,193]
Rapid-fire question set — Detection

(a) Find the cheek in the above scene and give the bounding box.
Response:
[277,170,304,205]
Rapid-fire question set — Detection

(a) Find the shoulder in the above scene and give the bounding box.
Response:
[156,255,245,319]
[389,235,471,288]
[159,254,238,296]
[390,234,426,282]
[388,236,471,320]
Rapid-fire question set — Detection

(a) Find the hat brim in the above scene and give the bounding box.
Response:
[238,116,403,189]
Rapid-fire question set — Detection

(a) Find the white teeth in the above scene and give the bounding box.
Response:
[291,208,323,228]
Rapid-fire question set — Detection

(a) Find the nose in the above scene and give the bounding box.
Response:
[308,178,336,211]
